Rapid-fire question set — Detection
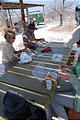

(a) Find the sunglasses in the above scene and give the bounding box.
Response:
[76,41,80,45]
[10,36,15,39]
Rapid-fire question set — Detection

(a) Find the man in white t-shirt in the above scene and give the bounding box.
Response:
[64,25,80,48]
[64,25,80,66]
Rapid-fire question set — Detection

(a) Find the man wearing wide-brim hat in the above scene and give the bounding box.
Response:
[22,22,45,50]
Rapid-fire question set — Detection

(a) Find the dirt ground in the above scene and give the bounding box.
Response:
[49,25,75,32]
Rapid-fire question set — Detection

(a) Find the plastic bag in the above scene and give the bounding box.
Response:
[32,63,49,82]
[18,52,32,64]
[32,63,59,83]
[37,41,48,47]
[52,53,63,62]
[30,51,42,58]
[0,64,5,77]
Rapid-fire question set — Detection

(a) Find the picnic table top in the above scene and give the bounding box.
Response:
[0,41,71,117]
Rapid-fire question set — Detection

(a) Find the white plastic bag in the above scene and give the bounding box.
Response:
[0,64,5,77]
[52,53,63,62]
[32,63,49,82]
[18,52,32,64]
[37,41,48,47]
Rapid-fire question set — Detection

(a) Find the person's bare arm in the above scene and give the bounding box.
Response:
[60,64,70,71]
[10,55,19,62]
[59,72,71,80]
[24,40,37,45]
[14,48,29,54]
[35,38,45,41]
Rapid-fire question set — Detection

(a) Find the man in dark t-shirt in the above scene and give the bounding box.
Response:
[22,23,45,50]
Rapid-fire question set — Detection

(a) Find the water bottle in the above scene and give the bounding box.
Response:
[46,79,52,90]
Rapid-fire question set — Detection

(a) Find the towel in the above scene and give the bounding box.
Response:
[41,47,52,53]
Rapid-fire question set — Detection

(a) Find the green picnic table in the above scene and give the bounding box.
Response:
[0,42,71,117]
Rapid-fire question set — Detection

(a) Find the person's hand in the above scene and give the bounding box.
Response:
[26,48,29,54]
[5,68,8,72]
[40,38,45,41]
[31,40,37,44]
[77,55,80,63]
[21,48,27,52]
[15,55,20,61]
[60,64,70,71]
[21,48,30,54]
[59,72,71,80]
[10,55,20,62]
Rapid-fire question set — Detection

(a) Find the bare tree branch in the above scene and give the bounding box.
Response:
[64,1,77,10]
[52,7,61,15]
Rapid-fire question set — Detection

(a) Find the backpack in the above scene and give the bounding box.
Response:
[3,90,47,120]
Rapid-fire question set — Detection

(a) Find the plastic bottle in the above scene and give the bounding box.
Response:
[46,79,52,90]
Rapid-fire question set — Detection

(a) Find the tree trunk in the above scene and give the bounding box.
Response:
[60,14,63,26]
[19,0,26,31]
